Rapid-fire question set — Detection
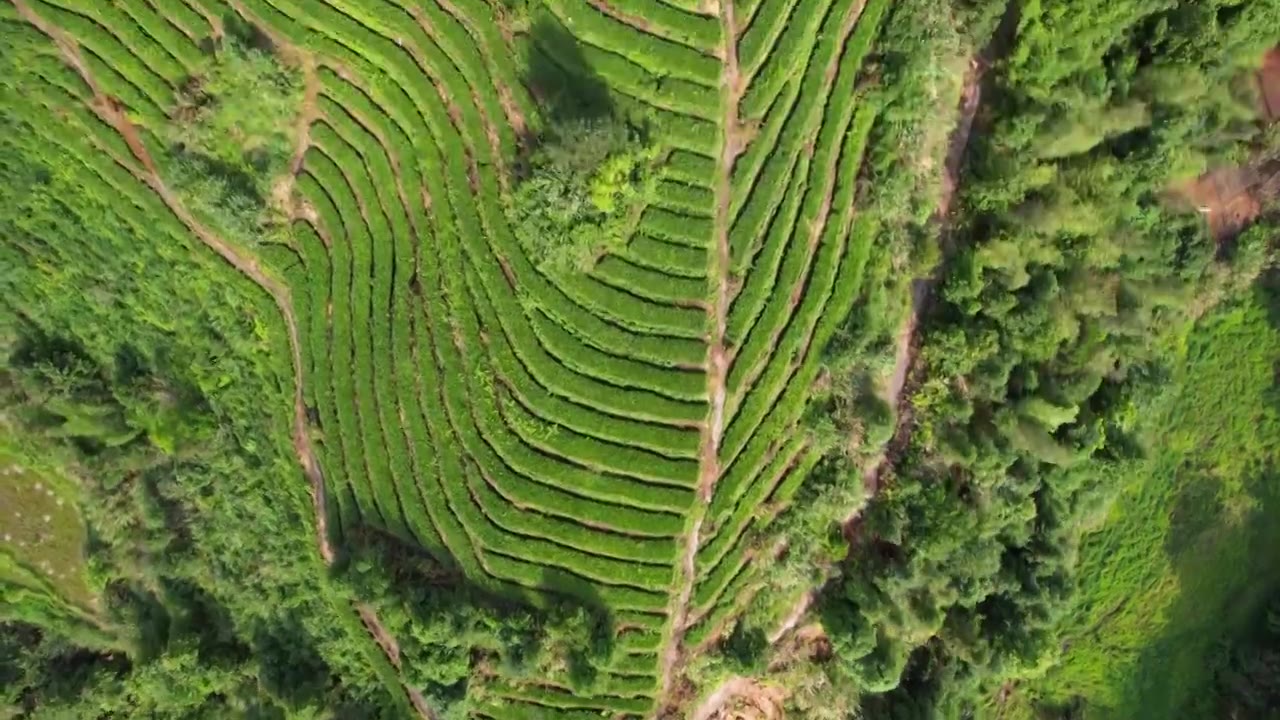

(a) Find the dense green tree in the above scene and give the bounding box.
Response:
[507,116,656,272]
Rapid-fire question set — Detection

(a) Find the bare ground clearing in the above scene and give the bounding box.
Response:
[690,676,785,720]
[1170,48,1280,244]
[1173,161,1280,245]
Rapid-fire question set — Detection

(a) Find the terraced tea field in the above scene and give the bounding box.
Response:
[3,0,892,714]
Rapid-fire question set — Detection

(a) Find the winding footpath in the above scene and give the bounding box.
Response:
[853,57,985,518]
[656,0,744,712]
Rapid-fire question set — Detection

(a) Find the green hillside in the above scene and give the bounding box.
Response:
[2,0,1277,718]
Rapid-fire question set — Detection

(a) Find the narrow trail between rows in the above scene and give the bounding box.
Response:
[656,0,743,712]
[11,4,434,717]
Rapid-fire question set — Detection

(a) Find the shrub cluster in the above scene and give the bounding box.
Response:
[509,116,657,273]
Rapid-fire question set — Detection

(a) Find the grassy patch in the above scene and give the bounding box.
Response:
[0,449,96,614]
[1029,286,1280,718]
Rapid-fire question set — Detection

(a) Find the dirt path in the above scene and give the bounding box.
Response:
[356,604,438,718]
[689,675,784,720]
[273,54,320,221]
[13,6,433,717]
[1258,47,1280,122]
[846,7,1014,514]
[689,677,749,720]
[853,56,985,515]
[870,58,977,425]
[767,591,812,644]
[289,58,321,177]
[656,2,742,713]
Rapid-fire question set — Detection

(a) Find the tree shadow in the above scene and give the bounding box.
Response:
[0,621,130,707]
[251,613,331,708]
[161,577,250,664]
[168,148,270,199]
[536,565,616,690]
[219,11,278,57]
[1118,463,1280,719]
[1162,468,1223,559]
[1104,271,1280,717]
[520,16,613,129]
[1257,267,1280,333]
[103,581,172,661]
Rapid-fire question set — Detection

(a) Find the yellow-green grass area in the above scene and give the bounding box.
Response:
[1019,286,1280,719]
[0,449,97,616]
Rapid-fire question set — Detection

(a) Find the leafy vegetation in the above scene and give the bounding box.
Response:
[815,0,1280,716]
[1022,277,1280,719]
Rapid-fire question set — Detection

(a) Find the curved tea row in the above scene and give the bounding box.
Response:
[14,0,890,714]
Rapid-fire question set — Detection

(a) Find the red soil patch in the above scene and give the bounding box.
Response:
[1168,48,1280,244]
[1175,167,1265,244]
